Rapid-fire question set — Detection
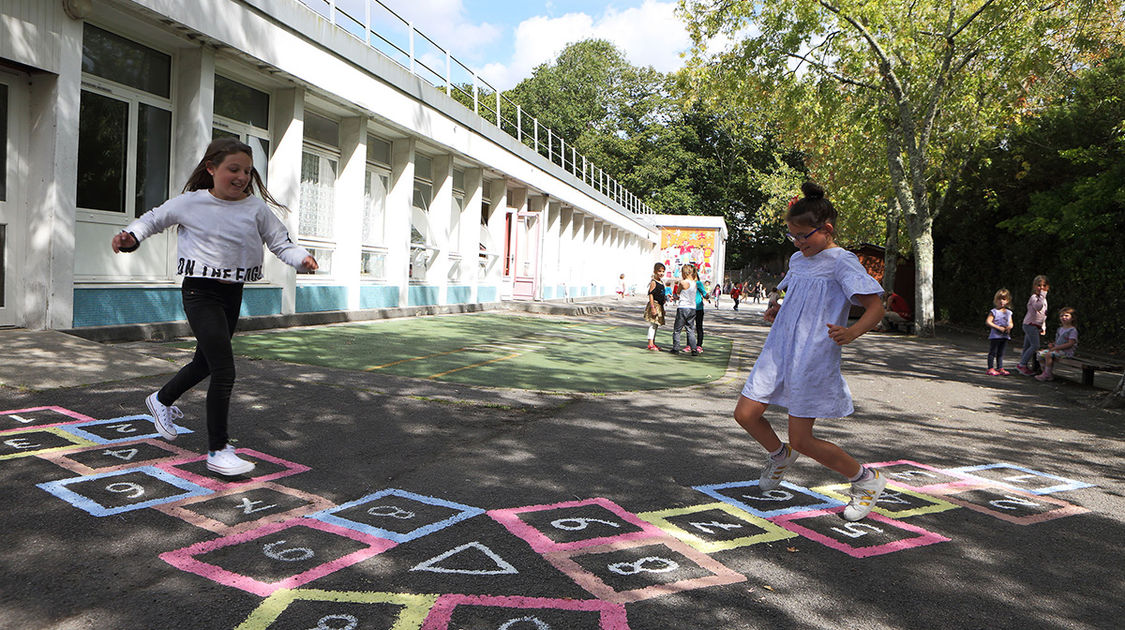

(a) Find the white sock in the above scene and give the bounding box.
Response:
[769,443,788,460]
[849,466,873,483]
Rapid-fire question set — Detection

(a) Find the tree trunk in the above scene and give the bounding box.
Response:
[1114,371,1125,398]
[907,216,936,337]
[883,197,900,294]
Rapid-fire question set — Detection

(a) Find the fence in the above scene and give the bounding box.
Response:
[299,0,657,220]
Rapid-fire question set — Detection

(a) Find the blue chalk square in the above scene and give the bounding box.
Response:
[943,463,1095,495]
[691,480,844,518]
[57,415,192,445]
[37,466,213,516]
[306,488,484,543]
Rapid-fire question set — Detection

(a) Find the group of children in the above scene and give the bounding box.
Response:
[643,262,711,355]
[121,144,895,523]
[984,275,1077,381]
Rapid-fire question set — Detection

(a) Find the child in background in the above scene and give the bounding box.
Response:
[111,138,317,476]
[695,266,711,353]
[617,273,626,300]
[986,288,1014,375]
[644,263,667,351]
[1035,307,1078,381]
[731,283,742,311]
[1017,275,1049,375]
[712,281,722,308]
[733,182,887,521]
[671,264,700,355]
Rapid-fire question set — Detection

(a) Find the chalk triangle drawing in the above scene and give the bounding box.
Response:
[410,541,519,575]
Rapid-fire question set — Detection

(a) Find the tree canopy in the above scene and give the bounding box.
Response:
[679,0,1125,335]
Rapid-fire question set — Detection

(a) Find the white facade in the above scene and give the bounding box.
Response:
[0,0,723,330]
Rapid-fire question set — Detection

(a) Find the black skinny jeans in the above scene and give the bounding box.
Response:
[157,277,243,452]
[695,306,705,347]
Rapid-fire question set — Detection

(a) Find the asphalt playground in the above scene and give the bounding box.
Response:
[0,298,1122,630]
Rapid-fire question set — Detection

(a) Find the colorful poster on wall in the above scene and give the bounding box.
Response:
[660,228,718,284]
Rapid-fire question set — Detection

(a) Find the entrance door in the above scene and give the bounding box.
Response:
[511,212,540,300]
[0,70,26,326]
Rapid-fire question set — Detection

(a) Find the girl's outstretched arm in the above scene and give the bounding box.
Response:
[827,293,884,346]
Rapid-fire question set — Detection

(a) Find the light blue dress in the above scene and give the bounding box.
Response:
[741,247,883,418]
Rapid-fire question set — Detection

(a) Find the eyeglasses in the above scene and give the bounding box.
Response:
[785,226,820,243]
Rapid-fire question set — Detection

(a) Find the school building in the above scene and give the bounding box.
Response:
[0,0,725,334]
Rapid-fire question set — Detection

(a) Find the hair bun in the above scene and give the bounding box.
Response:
[801,182,825,200]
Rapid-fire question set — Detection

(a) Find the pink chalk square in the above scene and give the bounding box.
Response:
[770,508,950,558]
[156,448,309,489]
[488,497,667,553]
[0,406,98,432]
[37,439,197,475]
[421,594,630,630]
[866,460,976,491]
[160,519,396,597]
[154,482,335,535]
[922,482,1089,525]
[540,537,746,605]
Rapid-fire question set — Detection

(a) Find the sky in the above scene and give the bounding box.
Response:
[372,0,696,90]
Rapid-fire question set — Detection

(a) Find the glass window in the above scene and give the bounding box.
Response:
[81,24,170,98]
[0,225,5,306]
[214,75,269,128]
[363,170,388,245]
[450,193,463,253]
[135,103,171,217]
[212,127,239,140]
[414,155,432,181]
[299,151,337,239]
[0,83,7,202]
[361,250,385,279]
[76,90,129,213]
[453,168,464,192]
[366,136,391,165]
[304,111,339,148]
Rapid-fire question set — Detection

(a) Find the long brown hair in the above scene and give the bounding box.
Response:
[182,137,285,209]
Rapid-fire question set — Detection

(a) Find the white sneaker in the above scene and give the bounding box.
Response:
[759,444,799,491]
[145,392,182,441]
[842,469,887,521]
[206,445,255,476]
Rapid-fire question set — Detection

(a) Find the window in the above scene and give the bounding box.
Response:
[361,169,389,280]
[76,25,172,218]
[410,155,436,282]
[0,83,7,202]
[448,168,465,283]
[298,149,337,275]
[213,74,270,186]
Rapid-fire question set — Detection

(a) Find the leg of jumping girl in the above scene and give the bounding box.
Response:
[735,396,798,491]
[788,416,886,521]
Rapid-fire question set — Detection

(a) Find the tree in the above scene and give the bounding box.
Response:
[680,0,1125,335]
[502,39,805,268]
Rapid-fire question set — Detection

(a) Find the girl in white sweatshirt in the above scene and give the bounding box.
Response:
[111,138,317,476]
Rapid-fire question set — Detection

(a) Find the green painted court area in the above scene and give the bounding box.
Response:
[211,313,731,392]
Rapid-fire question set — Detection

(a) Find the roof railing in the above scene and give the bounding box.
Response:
[299,0,657,220]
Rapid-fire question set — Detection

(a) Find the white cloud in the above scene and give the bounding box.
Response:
[488,1,692,90]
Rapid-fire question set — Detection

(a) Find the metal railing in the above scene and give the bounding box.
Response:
[298,0,657,219]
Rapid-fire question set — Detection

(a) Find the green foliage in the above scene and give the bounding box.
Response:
[502,39,804,268]
[936,54,1125,352]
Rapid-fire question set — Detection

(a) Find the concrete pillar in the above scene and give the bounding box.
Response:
[462,168,483,302]
[543,201,561,298]
[172,47,214,189]
[430,154,453,304]
[558,206,573,300]
[25,13,82,329]
[337,117,366,310]
[485,179,506,290]
[387,138,415,307]
[268,87,304,314]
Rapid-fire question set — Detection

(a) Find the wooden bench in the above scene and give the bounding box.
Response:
[1054,356,1124,387]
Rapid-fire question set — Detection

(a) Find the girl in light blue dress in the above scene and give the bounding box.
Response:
[733,182,888,521]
